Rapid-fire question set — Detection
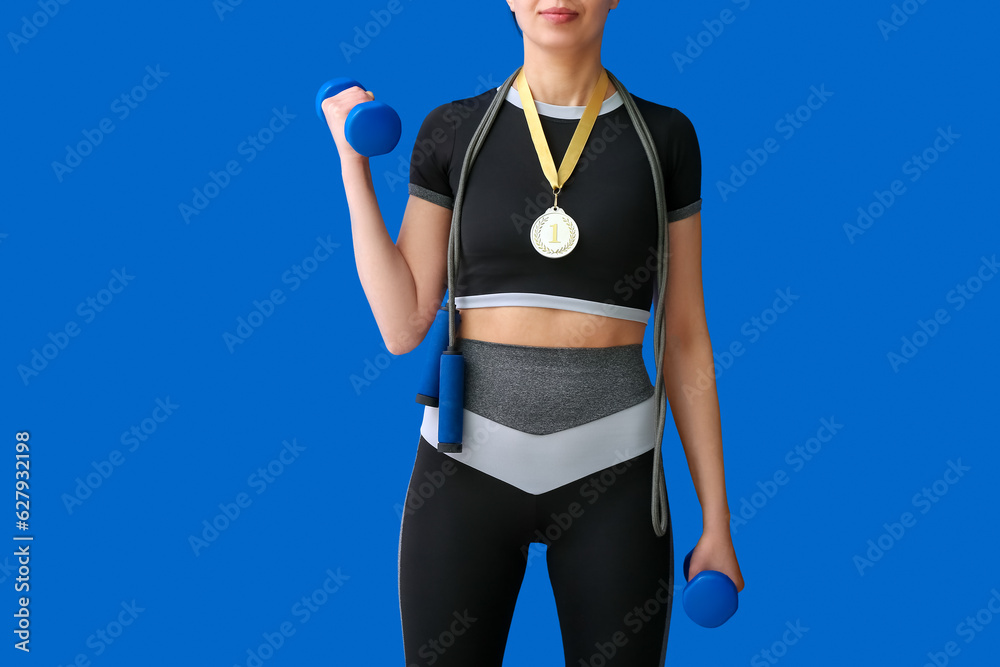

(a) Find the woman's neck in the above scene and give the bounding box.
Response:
[514,45,615,106]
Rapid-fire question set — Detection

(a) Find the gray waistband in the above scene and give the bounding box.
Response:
[457,337,653,435]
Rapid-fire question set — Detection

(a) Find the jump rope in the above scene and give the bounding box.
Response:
[437,66,672,538]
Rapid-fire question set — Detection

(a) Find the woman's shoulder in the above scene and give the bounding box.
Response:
[420,87,499,131]
[628,93,696,132]
[624,93,700,159]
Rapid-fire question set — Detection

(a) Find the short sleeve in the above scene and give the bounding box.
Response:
[664,108,702,222]
[408,103,455,210]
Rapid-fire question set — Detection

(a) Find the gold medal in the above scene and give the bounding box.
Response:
[529,189,579,258]
[517,67,609,259]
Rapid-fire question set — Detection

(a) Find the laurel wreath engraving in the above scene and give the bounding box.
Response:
[532,214,577,256]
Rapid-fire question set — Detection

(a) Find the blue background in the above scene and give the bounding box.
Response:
[3,0,998,665]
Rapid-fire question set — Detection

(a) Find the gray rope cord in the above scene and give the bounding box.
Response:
[445,67,672,537]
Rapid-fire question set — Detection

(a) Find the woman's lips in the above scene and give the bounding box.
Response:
[541,10,578,24]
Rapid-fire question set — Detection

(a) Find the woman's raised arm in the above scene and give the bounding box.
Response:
[323,90,452,355]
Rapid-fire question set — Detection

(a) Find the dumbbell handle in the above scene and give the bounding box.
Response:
[315,77,363,118]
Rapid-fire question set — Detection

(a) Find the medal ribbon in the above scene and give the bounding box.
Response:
[517,67,609,196]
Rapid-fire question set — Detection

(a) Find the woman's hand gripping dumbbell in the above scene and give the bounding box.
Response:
[315,78,401,158]
[682,545,741,628]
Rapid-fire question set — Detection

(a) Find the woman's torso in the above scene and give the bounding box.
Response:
[424,80,685,348]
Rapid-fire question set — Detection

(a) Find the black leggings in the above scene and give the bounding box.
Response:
[398,434,674,666]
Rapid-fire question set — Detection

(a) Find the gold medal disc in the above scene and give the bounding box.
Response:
[530,205,579,258]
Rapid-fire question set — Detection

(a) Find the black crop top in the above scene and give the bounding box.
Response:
[408,84,702,324]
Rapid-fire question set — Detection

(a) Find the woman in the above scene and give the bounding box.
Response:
[323,1,744,664]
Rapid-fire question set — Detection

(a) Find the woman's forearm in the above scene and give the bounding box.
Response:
[661,330,732,534]
[340,155,424,354]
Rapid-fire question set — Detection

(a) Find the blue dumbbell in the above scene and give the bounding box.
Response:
[681,548,739,628]
[315,77,401,157]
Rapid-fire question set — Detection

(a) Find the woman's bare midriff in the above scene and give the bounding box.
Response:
[457,306,645,348]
